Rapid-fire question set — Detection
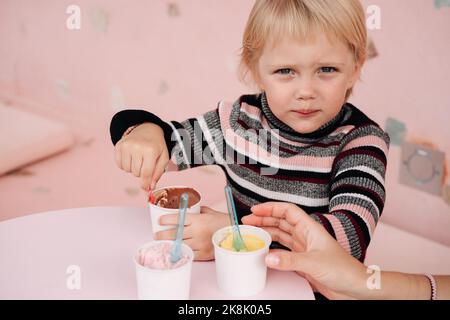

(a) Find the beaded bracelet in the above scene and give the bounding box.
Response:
[424,273,437,300]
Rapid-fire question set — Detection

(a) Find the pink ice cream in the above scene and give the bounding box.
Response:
[138,242,190,270]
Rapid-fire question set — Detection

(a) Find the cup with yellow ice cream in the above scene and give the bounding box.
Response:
[212,225,271,297]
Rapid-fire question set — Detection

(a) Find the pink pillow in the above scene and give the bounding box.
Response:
[0,104,75,175]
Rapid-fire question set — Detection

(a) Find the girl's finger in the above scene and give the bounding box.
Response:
[151,151,168,189]
[114,143,122,169]
[131,154,143,177]
[121,150,132,172]
[242,214,281,228]
[159,213,195,226]
[153,228,176,240]
[261,226,294,248]
[140,154,156,190]
[183,238,199,251]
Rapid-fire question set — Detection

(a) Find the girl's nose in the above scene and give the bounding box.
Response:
[295,78,315,100]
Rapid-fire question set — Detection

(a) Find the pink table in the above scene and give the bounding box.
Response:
[0,206,314,300]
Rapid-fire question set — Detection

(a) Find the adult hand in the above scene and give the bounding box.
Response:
[242,202,367,299]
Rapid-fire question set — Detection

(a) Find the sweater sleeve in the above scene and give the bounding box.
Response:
[309,124,390,262]
[109,108,223,171]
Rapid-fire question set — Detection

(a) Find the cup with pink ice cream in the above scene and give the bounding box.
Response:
[134,240,193,300]
[148,186,201,235]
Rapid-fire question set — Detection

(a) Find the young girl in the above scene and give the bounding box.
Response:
[110,0,390,262]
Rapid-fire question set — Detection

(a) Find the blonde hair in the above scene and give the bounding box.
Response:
[239,0,367,100]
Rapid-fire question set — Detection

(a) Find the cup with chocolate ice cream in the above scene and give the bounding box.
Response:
[148,186,201,235]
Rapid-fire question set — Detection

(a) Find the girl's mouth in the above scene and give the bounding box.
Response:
[293,109,320,117]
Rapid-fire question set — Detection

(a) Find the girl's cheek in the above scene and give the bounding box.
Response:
[322,79,346,94]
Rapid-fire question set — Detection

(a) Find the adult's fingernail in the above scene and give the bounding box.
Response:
[265,254,280,266]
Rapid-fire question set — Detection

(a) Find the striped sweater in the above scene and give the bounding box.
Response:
[110,93,390,262]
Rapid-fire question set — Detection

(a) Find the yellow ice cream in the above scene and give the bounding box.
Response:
[219,233,265,252]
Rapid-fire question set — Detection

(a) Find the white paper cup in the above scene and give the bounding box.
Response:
[134,240,194,300]
[212,225,271,297]
[148,185,201,235]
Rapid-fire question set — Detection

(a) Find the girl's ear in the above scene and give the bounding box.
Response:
[252,69,265,91]
[347,62,362,89]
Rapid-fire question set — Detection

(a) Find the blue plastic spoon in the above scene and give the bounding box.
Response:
[170,192,189,264]
[224,186,247,252]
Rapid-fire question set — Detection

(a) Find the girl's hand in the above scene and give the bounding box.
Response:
[154,206,230,261]
[114,123,169,190]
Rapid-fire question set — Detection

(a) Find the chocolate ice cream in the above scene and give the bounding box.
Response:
[153,187,200,209]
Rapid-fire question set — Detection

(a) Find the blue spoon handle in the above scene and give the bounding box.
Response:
[224,186,247,251]
[170,193,189,264]
[225,186,237,226]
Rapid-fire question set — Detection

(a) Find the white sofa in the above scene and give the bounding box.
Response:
[0,103,74,176]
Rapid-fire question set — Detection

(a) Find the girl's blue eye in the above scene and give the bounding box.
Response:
[320,67,337,73]
[276,68,293,75]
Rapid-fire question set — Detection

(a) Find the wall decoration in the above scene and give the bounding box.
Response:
[168,2,180,17]
[385,117,406,146]
[125,187,140,196]
[80,138,95,147]
[399,142,445,196]
[111,85,125,112]
[33,186,51,194]
[367,38,379,59]
[443,184,450,206]
[55,79,70,100]
[435,0,450,9]
[157,80,170,95]
[89,7,109,33]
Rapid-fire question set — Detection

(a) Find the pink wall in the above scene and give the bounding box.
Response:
[352,0,450,245]
[0,0,253,134]
[0,1,449,245]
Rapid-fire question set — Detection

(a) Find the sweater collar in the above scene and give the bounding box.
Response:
[259,92,349,142]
